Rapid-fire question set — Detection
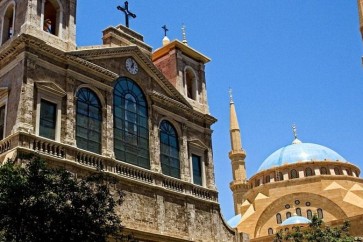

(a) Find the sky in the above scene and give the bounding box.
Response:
[77,1,363,221]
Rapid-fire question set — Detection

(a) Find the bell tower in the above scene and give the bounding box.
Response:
[228,90,249,215]
[152,27,211,114]
[0,0,77,51]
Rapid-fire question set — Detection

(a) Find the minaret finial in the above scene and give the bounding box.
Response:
[182,24,188,45]
[292,124,302,144]
[229,88,234,104]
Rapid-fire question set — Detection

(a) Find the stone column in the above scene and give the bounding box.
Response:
[64,77,75,145]
[150,111,161,172]
[181,124,191,182]
[156,194,165,233]
[104,91,114,157]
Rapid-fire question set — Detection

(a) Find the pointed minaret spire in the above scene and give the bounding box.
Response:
[228,89,248,215]
[182,24,188,45]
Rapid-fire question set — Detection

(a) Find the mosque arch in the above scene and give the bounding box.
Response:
[253,192,348,238]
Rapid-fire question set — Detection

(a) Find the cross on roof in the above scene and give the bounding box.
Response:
[117,1,136,28]
[162,25,168,36]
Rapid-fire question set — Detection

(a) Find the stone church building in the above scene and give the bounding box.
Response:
[0,0,243,241]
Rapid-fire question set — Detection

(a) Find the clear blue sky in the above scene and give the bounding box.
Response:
[77,1,363,221]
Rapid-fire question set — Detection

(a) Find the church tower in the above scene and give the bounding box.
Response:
[0,0,77,51]
[228,91,249,215]
[152,27,211,114]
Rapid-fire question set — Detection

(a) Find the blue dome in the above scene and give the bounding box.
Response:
[227,214,242,228]
[258,142,346,172]
[281,216,311,226]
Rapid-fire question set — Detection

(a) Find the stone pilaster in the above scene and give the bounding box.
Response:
[150,111,161,172]
[156,194,165,233]
[181,124,191,182]
[186,202,195,239]
[64,77,75,145]
[103,91,114,157]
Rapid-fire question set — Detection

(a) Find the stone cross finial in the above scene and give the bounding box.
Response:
[117,1,136,28]
[162,25,168,36]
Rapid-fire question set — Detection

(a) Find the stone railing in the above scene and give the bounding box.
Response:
[14,132,218,203]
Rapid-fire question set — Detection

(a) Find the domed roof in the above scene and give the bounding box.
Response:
[281,216,311,226]
[258,142,346,172]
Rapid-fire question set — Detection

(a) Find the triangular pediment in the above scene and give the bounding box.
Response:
[69,46,192,109]
[35,81,66,97]
[188,139,209,150]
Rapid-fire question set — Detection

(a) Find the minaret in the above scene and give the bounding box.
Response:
[228,89,249,215]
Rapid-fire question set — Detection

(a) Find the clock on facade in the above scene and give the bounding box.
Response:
[125,57,138,74]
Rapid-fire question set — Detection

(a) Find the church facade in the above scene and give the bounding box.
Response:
[0,0,242,241]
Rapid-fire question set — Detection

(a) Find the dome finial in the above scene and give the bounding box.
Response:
[182,24,188,45]
[229,87,234,104]
[292,124,302,144]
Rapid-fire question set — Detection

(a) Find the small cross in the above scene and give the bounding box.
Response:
[162,25,168,37]
[117,1,136,28]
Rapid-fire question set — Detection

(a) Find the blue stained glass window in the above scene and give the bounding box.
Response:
[160,120,180,178]
[113,77,149,169]
[76,88,102,154]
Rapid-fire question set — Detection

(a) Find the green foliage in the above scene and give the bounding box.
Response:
[274,215,355,242]
[0,156,122,242]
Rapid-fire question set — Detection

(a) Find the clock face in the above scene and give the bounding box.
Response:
[125,58,138,75]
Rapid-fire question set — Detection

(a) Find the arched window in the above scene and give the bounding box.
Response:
[320,167,328,175]
[345,169,352,176]
[317,208,323,219]
[268,228,274,235]
[185,67,198,101]
[307,209,312,220]
[305,167,314,177]
[334,167,341,175]
[296,208,302,216]
[290,169,299,179]
[76,88,102,154]
[286,212,291,219]
[276,171,284,181]
[276,213,282,224]
[42,0,62,36]
[2,3,15,44]
[160,120,180,178]
[114,77,149,169]
[265,175,270,184]
[255,179,260,187]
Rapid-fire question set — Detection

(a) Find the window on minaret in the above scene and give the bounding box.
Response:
[2,3,15,44]
[307,209,313,220]
[39,99,57,140]
[160,120,180,178]
[192,154,202,185]
[286,212,291,219]
[114,77,149,169]
[185,68,198,101]
[42,0,62,36]
[76,88,102,154]
[296,208,302,216]
[268,228,273,235]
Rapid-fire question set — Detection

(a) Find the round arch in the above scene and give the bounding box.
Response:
[253,192,348,238]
